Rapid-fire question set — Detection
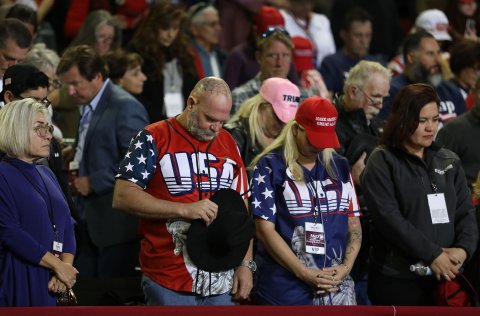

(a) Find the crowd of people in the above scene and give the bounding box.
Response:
[0,0,479,309]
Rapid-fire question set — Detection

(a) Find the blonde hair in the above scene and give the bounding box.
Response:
[225,94,271,150]
[0,99,51,158]
[250,120,338,181]
[473,173,480,201]
[343,60,392,94]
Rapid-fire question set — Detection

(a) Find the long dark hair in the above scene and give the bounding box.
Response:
[380,84,440,150]
[129,1,195,77]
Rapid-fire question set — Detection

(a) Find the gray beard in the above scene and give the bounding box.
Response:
[411,64,442,87]
[187,110,217,141]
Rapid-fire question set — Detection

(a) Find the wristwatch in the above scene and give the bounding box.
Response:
[240,260,257,272]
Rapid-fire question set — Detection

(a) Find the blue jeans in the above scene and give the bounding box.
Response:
[141,274,235,306]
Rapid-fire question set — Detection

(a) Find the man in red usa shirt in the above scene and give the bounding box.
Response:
[113,77,252,305]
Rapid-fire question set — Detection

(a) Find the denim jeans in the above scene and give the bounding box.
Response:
[141,274,235,306]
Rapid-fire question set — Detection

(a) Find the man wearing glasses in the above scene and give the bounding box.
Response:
[187,3,225,78]
[333,60,391,184]
[331,60,391,305]
[0,18,32,92]
[0,63,78,225]
[231,27,311,113]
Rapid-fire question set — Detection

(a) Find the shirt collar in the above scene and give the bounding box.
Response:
[86,78,110,111]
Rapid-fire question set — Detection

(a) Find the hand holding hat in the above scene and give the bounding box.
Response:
[187,189,255,272]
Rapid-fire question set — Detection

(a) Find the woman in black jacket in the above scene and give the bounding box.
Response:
[361,83,478,305]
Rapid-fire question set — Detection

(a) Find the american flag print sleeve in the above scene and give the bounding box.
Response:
[250,154,279,223]
[116,129,158,189]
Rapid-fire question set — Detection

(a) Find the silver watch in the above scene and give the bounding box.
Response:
[240,260,257,272]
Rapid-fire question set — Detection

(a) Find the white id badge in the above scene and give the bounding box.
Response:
[305,222,325,254]
[164,92,183,117]
[53,241,63,253]
[427,193,450,224]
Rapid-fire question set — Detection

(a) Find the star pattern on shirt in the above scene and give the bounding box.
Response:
[141,170,150,180]
[134,140,143,149]
[262,187,273,199]
[252,197,261,209]
[255,173,265,185]
[137,154,147,164]
[251,161,277,220]
[116,130,158,189]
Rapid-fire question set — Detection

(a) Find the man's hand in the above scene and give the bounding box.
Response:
[181,199,218,225]
[351,152,367,186]
[74,176,93,197]
[231,265,253,301]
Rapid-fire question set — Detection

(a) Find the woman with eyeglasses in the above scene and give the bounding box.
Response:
[249,97,361,305]
[361,84,478,305]
[0,99,78,306]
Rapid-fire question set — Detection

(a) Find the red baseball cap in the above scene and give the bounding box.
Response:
[295,97,340,149]
[254,6,285,37]
[292,36,315,72]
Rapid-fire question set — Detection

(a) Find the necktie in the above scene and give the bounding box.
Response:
[74,104,93,163]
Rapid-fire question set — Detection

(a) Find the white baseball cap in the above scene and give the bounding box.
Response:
[415,9,452,41]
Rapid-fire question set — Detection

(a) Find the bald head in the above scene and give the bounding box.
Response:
[190,76,231,99]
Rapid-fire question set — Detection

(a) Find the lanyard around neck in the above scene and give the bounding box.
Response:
[6,161,58,240]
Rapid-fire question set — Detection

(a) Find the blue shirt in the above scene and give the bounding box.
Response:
[250,150,360,305]
[0,158,75,306]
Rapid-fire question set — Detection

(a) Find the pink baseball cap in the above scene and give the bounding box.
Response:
[259,78,300,123]
[295,97,340,149]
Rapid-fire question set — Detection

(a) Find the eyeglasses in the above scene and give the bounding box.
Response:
[261,27,290,39]
[49,79,61,90]
[17,95,51,108]
[357,87,385,107]
[202,20,220,28]
[34,123,54,138]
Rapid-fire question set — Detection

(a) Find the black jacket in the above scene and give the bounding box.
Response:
[225,118,260,169]
[333,94,383,164]
[436,103,480,187]
[361,144,478,278]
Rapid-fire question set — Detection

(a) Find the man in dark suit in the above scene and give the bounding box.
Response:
[57,45,149,278]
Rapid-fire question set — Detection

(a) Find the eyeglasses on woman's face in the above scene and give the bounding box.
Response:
[33,123,54,138]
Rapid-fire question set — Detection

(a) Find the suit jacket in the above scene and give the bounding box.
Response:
[79,81,149,248]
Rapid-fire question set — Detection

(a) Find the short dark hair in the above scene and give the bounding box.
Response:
[1,64,49,102]
[102,49,143,83]
[0,18,32,49]
[6,4,38,34]
[402,30,435,63]
[449,40,480,75]
[380,83,440,149]
[341,6,371,32]
[57,45,108,80]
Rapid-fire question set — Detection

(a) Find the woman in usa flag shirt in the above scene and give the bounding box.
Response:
[249,96,362,305]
